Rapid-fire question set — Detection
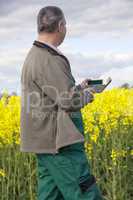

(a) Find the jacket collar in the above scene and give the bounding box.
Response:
[33,40,70,67]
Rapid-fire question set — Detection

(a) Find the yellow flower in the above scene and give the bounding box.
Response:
[130,150,133,156]
[81,88,133,143]
[0,169,6,177]
[111,149,117,165]
[111,149,128,166]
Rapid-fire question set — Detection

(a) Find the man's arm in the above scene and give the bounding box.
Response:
[32,54,94,111]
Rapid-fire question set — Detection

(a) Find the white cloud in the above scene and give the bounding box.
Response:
[99,66,133,88]
[0,48,29,67]
[0,72,7,81]
[0,0,133,39]
[64,51,133,79]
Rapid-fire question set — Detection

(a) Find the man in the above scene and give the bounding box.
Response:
[20,6,104,200]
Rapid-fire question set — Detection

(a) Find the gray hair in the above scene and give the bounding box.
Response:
[37,6,64,33]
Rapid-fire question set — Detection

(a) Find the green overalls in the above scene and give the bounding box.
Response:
[36,111,104,200]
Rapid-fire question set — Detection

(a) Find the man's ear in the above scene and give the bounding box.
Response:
[58,20,64,33]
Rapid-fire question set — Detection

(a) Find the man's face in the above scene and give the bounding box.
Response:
[57,16,67,46]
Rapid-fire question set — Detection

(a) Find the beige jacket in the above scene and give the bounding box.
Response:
[20,40,92,154]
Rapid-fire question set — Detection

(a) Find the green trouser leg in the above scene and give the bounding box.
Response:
[36,157,64,200]
[36,142,104,200]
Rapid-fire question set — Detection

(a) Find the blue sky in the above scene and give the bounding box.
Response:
[0,0,133,95]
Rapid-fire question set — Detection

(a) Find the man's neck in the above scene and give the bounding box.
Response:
[37,34,59,47]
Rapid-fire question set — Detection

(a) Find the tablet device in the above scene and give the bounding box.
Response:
[87,77,112,93]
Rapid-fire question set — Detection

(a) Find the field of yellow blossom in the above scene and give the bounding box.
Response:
[0,88,133,200]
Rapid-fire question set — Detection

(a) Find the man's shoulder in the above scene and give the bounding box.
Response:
[29,45,65,63]
[22,44,71,78]
[30,44,51,58]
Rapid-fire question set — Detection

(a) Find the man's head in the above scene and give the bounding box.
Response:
[37,6,66,46]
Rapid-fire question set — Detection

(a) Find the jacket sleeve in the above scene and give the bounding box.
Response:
[32,54,93,111]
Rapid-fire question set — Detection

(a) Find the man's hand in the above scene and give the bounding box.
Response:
[87,84,106,93]
[80,78,91,90]
[83,88,95,104]
[80,78,99,93]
